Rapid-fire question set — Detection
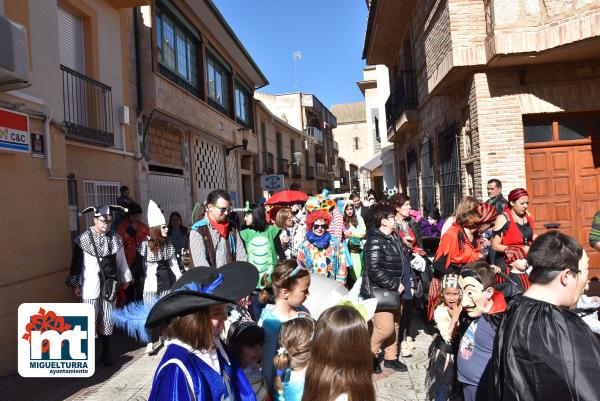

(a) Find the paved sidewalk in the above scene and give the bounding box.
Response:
[0,314,434,401]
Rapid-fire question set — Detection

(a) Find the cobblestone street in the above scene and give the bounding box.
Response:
[0,314,434,401]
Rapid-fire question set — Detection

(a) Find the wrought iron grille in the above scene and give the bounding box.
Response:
[437,121,461,216]
[385,69,418,130]
[60,65,115,146]
[420,135,436,214]
[407,149,420,210]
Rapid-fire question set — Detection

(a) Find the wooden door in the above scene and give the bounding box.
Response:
[526,144,600,278]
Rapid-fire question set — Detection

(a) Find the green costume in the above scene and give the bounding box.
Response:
[240,225,281,288]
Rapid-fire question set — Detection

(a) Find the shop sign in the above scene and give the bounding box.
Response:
[0,107,30,153]
[261,175,285,191]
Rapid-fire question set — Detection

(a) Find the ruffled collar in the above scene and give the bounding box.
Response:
[306,231,331,249]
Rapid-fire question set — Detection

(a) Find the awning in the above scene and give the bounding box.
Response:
[361,152,382,171]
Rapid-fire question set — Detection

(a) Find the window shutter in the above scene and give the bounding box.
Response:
[57,7,84,72]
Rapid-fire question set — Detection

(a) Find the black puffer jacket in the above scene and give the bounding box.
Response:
[361,228,405,294]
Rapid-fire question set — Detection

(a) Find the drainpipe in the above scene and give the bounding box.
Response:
[133,7,142,114]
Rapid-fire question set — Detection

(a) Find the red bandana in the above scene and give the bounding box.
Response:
[208,214,229,238]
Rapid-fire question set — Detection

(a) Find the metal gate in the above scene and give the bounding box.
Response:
[437,121,461,216]
[406,149,420,209]
[420,135,435,213]
[149,173,191,225]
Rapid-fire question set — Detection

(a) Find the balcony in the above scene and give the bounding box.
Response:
[385,69,418,131]
[60,65,115,146]
[305,126,324,142]
[316,163,326,177]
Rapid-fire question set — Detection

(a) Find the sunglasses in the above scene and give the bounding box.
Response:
[212,206,231,214]
[312,224,328,230]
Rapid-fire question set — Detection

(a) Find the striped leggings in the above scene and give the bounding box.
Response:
[82,298,115,336]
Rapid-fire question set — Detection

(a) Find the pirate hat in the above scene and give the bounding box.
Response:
[145,262,258,328]
[79,204,128,217]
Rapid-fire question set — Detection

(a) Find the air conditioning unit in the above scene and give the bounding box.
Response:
[0,14,30,92]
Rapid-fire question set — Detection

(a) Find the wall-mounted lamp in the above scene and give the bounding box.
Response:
[226,127,252,156]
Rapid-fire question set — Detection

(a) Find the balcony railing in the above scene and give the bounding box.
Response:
[316,163,326,177]
[60,65,115,146]
[385,69,418,130]
[305,126,324,142]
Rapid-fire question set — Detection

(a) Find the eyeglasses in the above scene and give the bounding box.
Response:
[384,215,395,220]
[96,217,112,224]
[312,224,328,230]
[212,206,231,214]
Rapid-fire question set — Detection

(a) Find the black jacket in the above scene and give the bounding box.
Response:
[488,194,508,215]
[361,228,405,293]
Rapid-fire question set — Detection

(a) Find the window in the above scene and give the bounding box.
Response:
[261,122,268,170]
[156,8,198,94]
[235,82,251,126]
[82,180,120,227]
[523,119,553,143]
[354,137,359,150]
[559,117,587,141]
[206,52,230,113]
[371,108,380,150]
[57,7,84,73]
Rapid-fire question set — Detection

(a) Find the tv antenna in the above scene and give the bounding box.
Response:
[293,50,302,91]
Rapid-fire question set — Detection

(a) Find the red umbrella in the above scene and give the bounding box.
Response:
[264,190,308,205]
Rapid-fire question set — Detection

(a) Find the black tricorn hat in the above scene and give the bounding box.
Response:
[145,262,258,328]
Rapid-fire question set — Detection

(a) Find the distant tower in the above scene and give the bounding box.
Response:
[293,50,302,91]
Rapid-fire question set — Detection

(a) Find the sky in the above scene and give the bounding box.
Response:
[212,0,368,108]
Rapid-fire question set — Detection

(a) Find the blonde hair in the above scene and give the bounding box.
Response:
[274,317,314,392]
[453,196,478,218]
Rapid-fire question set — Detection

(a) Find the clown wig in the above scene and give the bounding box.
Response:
[306,210,332,232]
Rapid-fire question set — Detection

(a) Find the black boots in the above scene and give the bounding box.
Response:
[373,357,382,374]
[383,359,408,372]
[100,335,115,366]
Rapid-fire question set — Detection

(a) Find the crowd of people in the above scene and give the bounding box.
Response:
[65,180,600,401]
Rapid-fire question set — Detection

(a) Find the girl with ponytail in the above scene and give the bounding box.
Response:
[258,259,311,395]
[273,318,314,401]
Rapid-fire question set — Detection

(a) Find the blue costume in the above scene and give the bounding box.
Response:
[276,369,305,401]
[149,341,256,401]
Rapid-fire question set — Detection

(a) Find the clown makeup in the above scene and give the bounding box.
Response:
[458,276,494,318]
[312,219,328,235]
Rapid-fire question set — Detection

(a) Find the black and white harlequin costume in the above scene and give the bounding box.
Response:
[66,205,132,365]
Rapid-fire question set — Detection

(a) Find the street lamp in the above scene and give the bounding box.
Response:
[226,127,252,156]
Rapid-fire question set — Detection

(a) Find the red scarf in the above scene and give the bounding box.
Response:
[208,214,229,238]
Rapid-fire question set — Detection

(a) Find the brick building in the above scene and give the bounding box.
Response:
[131,0,268,222]
[255,92,339,194]
[364,0,600,275]
[254,99,318,196]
